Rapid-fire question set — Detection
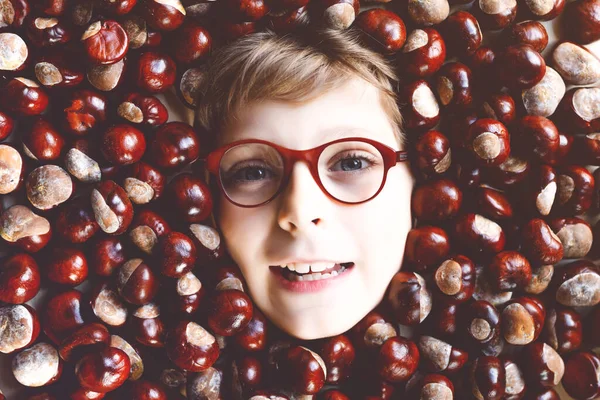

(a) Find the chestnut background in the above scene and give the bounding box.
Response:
[1,3,599,399]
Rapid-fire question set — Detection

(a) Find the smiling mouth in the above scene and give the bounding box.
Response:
[276,262,354,282]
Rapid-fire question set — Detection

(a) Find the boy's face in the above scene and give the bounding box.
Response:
[214,77,414,339]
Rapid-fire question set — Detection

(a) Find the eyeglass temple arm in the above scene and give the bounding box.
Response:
[396,151,409,162]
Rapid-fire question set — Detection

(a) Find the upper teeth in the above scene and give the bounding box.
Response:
[279,262,337,274]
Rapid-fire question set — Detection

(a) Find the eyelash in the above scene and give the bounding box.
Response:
[225,152,379,183]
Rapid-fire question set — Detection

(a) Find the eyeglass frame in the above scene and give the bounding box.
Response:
[198,136,409,208]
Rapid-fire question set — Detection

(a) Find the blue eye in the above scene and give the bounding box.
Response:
[226,163,275,183]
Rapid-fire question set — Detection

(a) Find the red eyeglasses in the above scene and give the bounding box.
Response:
[199,137,409,208]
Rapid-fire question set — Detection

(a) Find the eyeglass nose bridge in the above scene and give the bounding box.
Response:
[274,143,330,201]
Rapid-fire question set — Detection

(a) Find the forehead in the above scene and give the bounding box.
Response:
[217,77,398,150]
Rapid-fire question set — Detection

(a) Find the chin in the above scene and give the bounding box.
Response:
[268,304,370,340]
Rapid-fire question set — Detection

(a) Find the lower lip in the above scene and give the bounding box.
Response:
[269,263,355,294]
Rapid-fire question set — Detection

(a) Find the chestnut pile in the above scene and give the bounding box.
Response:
[1,0,600,399]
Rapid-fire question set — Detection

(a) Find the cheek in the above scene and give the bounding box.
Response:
[216,195,268,271]
[355,166,413,273]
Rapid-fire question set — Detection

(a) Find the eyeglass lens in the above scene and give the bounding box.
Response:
[218,141,386,206]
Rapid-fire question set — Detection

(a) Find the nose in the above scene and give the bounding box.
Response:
[276,160,326,235]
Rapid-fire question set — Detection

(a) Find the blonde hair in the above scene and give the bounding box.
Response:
[195,24,405,149]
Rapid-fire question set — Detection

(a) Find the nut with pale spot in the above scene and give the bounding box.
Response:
[0,204,51,244]
[521,66,565,117]
[525,264,554,294]
[523,342,565,388]
[433,254,475,303]
[0,144,23,194]
[166,320,220,372]
[387,271,432,325]
[90,282,128,327]
[110,334,144,381]
[552,259,600,307]
[418,335,468,374]
[90,180,133,235]
[26,165,73,210]
[408,0,449,26]
[502,357,526,399]
[12,342,62,387]
[0,304,39,354]
[0,32,28,71]
[501,296,545,345]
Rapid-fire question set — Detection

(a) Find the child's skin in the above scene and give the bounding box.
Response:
[213,76,415,340]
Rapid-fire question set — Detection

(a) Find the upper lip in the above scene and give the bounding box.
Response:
[270,259,352,266]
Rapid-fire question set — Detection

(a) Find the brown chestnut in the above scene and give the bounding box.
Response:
[452,213,505,259]
[26,165,73,210]
[413,129,452,179]
[555,87,600,134]
[520,67,566,118]
[58,322,110,362]
[523,342,565,388]
[117,93,169,127]
[81,20,128,65]
[153,231,197,278]
[133,51,177,93]
[386,271,432,325]
[505,20,549,53]
[148,121,200,169]
[432,254,475,304]
[101,124,146,166]
[90,281,128,327]
[62,89,107,136]
[470,356,505,400]
[519,0,565,21]
[1,77,49,116]
[12,342,62,387]
[22,117,65,161]
[411,179,462,223]
[418,335,468,374]
[404,226,450,272]
[495,44,546,90]
[520,219,563,266]
[75,346,131,392]
[91,180,134,235]
[501,296,546,345]
[562,351,600,400]
[0,204,51,252]
[552,165,594,216]
[207,289,253,336]
[473,0,517,30]
[400,79,440,132]
[0,253,40,304]
[42,289,85,345]
[0,304,40,354]
[552,41,600,85]
[131,303,166,347]
[165,173,213,223]
[166,320,220,372]
[466,118,510,166]
[110,334,144,381]
[355,8,406,55]
[376,336,419,383]
[46,247,89,286]
[116,258,159,305]
[399,28,446,78]
[407,0,449,26]
[543,305,583,355]
[551,259,600,307]
[55,199,100,243]
[487,251,532,292]
[141,0,186,31]
[439,10,482,57]
[0,32,28,71]
[564,0,600,44]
